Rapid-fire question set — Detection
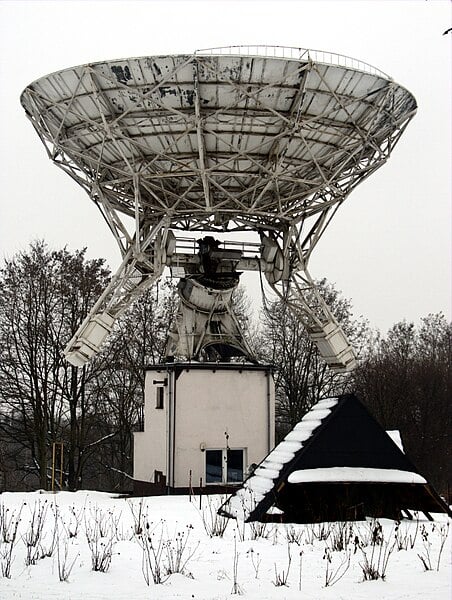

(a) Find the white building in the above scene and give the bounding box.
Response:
[134,362,275,494]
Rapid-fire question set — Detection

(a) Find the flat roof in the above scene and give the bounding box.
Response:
[145,361,274,373]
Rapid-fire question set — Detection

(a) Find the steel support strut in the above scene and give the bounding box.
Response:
[64,219,168,366]
[269,269,357,372]
[262,228,357,373]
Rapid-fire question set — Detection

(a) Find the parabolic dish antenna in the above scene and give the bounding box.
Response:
[21,46,417,370]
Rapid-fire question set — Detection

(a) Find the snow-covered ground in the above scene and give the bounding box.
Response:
[0,491,449,599]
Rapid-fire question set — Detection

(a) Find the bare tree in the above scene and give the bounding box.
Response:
[353,314,451,495]
[91,280,179,490]
[259,279,369,438]
[0,241,110,490]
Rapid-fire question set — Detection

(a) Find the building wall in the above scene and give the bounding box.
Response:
[133,368,168,483]
[173,367,274,488]
[133,364,275,491]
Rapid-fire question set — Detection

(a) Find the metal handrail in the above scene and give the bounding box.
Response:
[174,236,261,258]
[195,45,389,79]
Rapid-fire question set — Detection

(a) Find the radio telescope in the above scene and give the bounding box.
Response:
[21,46,416,371]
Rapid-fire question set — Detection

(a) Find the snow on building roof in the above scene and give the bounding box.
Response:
[287,467,426,484]
[386,430,404,452]
[225,397,339,519]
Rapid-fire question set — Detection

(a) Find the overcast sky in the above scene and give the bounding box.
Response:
[0,0,450,332]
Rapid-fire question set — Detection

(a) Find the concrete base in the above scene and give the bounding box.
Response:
[132,478,242,497]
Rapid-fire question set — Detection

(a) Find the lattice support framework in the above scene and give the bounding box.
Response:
[21,46,417,369]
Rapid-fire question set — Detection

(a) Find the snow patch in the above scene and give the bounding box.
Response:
[301,408,331,421]
[315,398,339,409]
[387,430,405,452]
[288,467,427,484]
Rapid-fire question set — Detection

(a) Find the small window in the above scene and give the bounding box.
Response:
[205,448,245,484]
[154,470,165,484]
[155,386,164,409]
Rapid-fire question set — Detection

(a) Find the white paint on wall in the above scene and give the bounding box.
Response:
[133,364,275,489]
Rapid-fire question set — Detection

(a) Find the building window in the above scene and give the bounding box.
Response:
[155,386,164,409]
[206,450,223,483]
[205,449,245,484]
[226,449,244,483]
[154,470,165,485]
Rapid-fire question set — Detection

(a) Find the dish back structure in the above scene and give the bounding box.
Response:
[20,46,417,370]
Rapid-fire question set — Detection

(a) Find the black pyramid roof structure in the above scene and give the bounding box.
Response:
[221,394,451,523]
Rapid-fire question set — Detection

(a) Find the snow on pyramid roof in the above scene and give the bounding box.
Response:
[287,467,426,484]
[220,393,451,523]
[386,430,404,452]
[223,396,339,520]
